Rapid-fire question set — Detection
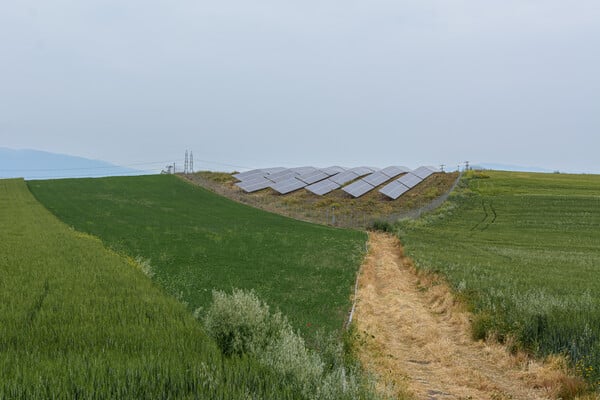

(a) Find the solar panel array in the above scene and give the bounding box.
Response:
[234,165,440,199]
[342,166,407,198]
[379,166,441,200]
[235,166,346,194]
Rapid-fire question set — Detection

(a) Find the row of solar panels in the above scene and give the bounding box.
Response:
[233,165,440,199]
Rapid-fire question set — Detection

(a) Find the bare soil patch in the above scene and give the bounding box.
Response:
[354,232,580,400]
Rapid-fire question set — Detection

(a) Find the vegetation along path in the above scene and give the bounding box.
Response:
[354,232,572,400]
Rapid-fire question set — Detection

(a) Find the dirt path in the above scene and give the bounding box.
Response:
[354,232,569,400]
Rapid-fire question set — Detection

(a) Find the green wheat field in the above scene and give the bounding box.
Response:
[397,170,600,385]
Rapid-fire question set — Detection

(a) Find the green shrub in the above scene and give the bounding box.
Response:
[203,288,285,356]
[201,289,383,400]
[369,220,394,233]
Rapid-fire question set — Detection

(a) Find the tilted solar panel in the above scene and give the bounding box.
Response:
[233,169,265,181]
[305,179,340,195]
[343,180,375,198]
[329,171,360,185]
[266,170,299,183]
[263,167,287,174]
[363,171,393,187]
[298,170,330,185]
[290,166,318,176]
[321,166,347,175]
[271,177,307,194]
[398,173,423,189]
[236,177,272,193]
[379,181,410,199]
[380,166,410,178]
[350,166,378,176]
[412,166,439,180]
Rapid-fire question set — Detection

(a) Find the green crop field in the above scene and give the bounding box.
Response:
[28,174,367,337]
[0,178,313,398]
[396,170,600,384]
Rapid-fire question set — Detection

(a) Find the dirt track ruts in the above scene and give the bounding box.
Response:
[354,232,568,400]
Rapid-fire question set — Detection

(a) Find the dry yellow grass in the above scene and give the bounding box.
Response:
[353,232,586,400]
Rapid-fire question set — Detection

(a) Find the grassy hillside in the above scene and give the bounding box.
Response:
[0,178,305,398]
[186,171,458,228]
[396,171,600,385]
[28,175,367,336]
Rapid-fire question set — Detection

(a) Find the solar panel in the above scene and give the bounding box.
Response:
[234,167,289,181]
[362,171,393,187]
[343,180,375,198]
[266,170,299,183]
[329,171,360,185]
[380,181,410,199]
[305,179,340,195]
[271,177,307,194]
[290,166,318,175]
[263,167,287,174]
[321,166,346,175]
[412,166,439,180]
[233,169,265,181]
[380,166,410,178]
[350,166,378,176]
[398,173,423,189]
[236,177,272,193]
[298,170,330,185]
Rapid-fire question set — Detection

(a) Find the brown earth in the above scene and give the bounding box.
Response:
[353,232,585,400]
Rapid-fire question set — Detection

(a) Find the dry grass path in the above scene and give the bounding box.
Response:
[354,232,573,400]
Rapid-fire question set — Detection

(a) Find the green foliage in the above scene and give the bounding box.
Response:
[0,179,312,398]
[369,220,395,233]
[398,171,600,384]
[28,175,367,337]
[203,289,285,356]
[202,289,381,400]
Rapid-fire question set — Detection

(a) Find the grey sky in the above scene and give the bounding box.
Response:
[2,1,599,173]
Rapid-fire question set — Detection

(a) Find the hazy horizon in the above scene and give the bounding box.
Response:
[2,1,599,173]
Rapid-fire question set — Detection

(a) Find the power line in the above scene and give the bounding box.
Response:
[0,160,174,172]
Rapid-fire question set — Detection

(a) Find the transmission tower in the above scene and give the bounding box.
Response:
[184,150,189,174]
[189,151,194,173]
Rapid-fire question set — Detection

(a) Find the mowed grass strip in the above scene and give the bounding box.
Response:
[28,175,367,335]
[0,178,309,398]
[397,171,600,384]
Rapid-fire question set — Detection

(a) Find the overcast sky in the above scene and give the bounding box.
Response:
[1,1,599,173]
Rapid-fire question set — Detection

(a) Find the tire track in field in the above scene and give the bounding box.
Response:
[354,232,563,400]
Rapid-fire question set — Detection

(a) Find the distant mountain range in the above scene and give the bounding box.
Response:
[0,148,144,180]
